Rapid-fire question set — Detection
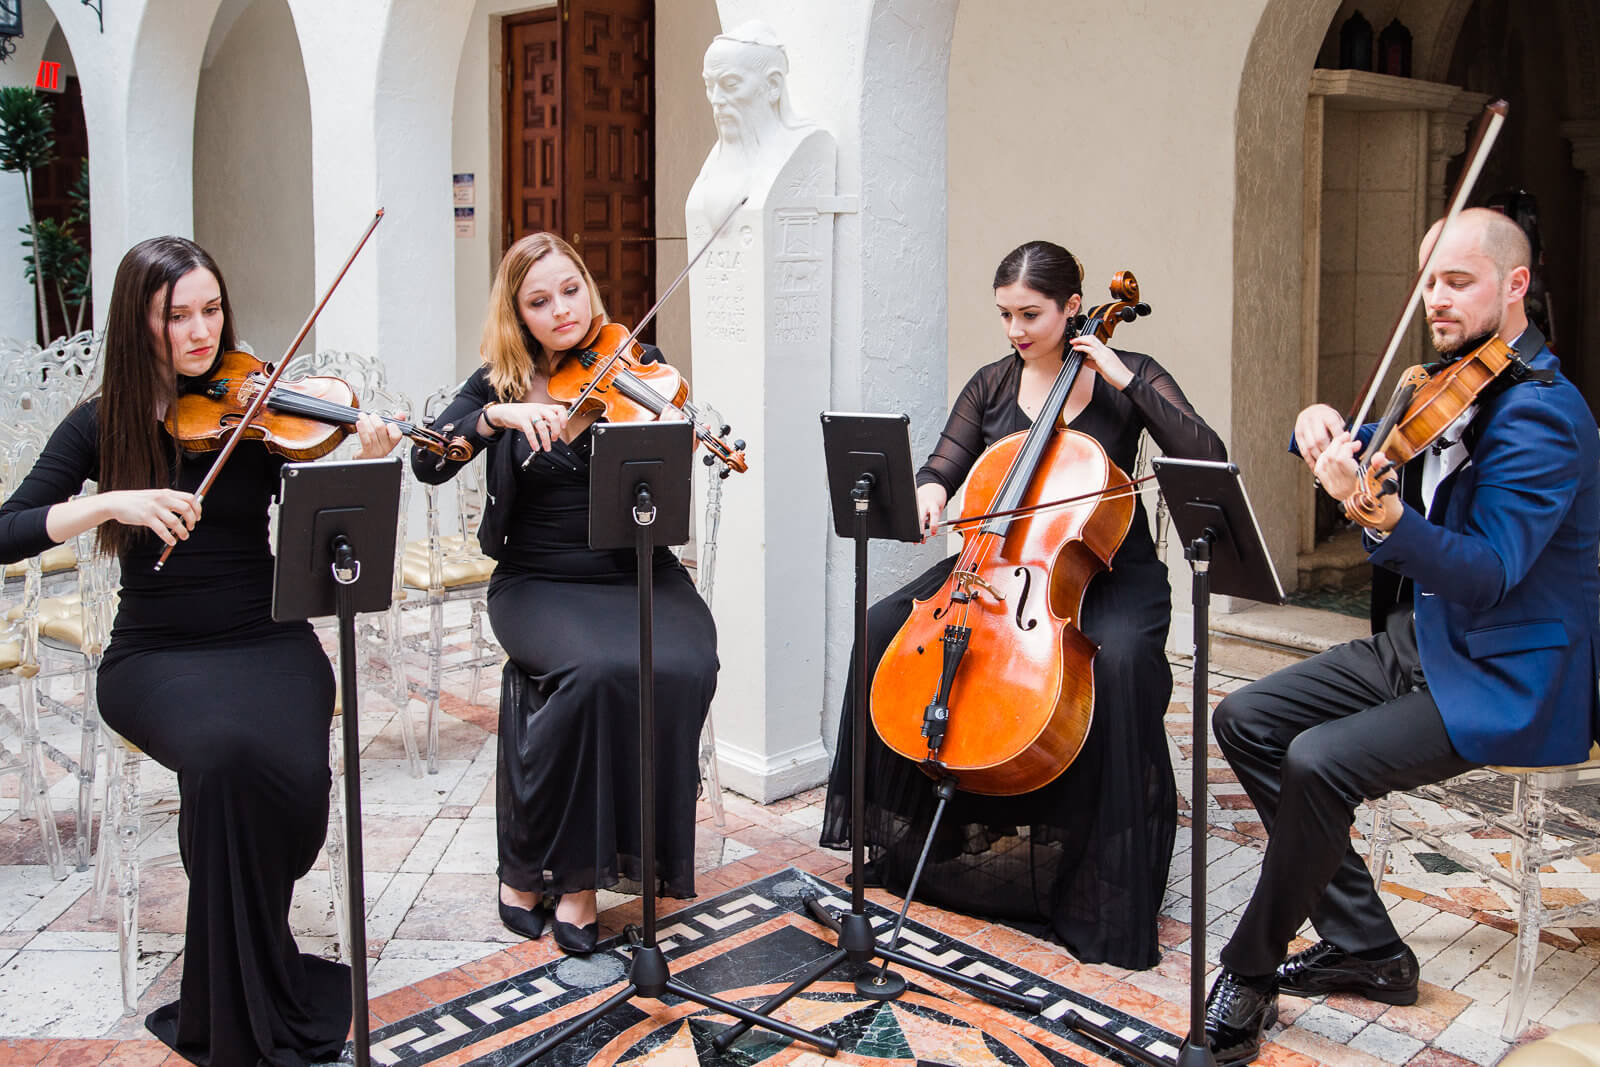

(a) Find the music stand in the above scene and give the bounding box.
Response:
[713,412,1042,1054]
[273,457,403,1067]
[1051,458,1284,1067]
[509,422,837,1064]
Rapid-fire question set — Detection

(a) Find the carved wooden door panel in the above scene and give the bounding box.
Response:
[504,13,562,247]
[563,0,655,339]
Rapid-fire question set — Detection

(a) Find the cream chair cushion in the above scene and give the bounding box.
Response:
[2,542,76,578]
[1500,1024,1600,1066]
[400,536,496,590]
[1491,742,1600,776]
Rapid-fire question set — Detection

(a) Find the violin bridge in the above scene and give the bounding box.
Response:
[951,569,1004,602]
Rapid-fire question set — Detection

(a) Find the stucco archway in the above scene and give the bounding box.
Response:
[194,0,314,359]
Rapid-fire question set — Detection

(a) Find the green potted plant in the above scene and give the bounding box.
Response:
[0,87,56,342]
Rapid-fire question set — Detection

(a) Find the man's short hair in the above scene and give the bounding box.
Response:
[1467,206,1532,281]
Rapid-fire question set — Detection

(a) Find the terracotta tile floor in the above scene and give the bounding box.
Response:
[0,611,1597,1065]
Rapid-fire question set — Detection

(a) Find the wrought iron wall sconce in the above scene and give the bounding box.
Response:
[0,0,22,63]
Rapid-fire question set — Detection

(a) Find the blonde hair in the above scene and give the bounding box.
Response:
[480,233,607,400]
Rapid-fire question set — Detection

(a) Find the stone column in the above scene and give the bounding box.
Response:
[685,24,840,801]
[1562,119,1600,382]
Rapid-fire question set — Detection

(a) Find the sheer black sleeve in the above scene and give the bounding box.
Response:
[411,367,498,486]
[915,361,1010,495]
[0,403,100,564]
[1120,352,1227,462]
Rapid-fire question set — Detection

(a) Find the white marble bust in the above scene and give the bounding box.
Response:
[690,21,819,220]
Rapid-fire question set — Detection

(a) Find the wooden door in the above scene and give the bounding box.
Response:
[504,13,562,244]
[563,0,655,338]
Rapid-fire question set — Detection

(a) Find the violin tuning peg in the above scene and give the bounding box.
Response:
[702,454,715,466]
[1135,303,1152,316]
[733,439,746,451]
[719,424,732,437]
[720,467,732,480]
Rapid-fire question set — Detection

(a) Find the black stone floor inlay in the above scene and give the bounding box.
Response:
[362,869,1181,1066]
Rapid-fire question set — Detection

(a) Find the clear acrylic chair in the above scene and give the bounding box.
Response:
[686,407,734,828]
[0,429,66,879]
[399,385,499,774]
[1368,743,1600,1040]
[275,364,426,777]
[93,702,349,1015]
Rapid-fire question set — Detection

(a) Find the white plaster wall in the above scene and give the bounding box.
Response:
[451,0,553,385]
[653,0,722,378]
[194,0,314,361]
[371,1,475,410]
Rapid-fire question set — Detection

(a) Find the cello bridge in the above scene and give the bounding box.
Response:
[951,570,1004,603]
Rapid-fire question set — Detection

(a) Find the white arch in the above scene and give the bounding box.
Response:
[194,0,314,360]
[367,0,475,405]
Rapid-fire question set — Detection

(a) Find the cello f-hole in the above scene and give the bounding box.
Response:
[1012,566,1038,631]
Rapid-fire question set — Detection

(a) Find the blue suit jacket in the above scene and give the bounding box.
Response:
[1362,330,1600,765]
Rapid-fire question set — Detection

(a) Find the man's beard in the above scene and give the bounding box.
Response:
[1430,313,1501,361]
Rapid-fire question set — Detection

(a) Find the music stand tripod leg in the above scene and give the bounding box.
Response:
[713,480,1042,1055]
[334,537,373,1067]
[509,481,838,1064]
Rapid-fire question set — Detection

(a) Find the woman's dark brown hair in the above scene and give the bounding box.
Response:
[992,240,1083,308]
[96,236,237,556]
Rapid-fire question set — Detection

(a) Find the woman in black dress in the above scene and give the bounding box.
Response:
[820,240,1226,969]
[414,232,717,956]
[0,236,401,1064]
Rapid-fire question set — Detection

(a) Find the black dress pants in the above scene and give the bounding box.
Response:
[1212,614,1477,976]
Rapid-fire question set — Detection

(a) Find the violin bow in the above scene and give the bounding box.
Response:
[1347,100,1507,431]
[563,195,748,415]
[154,208,387,572]
[933,473,1161,533]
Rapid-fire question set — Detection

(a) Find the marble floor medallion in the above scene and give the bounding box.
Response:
[363,870,1180,1066]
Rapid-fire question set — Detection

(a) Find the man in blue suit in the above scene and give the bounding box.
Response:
[1202,207,1600,1066]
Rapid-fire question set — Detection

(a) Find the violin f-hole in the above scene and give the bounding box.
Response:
[1012,565,1038,631]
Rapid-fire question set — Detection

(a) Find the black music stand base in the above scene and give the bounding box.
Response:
[512,426,836,1063]
[712,477,1040,1054]
[273,458,405,1067]
[1048,535,1220,1067]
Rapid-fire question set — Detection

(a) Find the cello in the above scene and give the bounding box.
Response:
[869,272,1151,796]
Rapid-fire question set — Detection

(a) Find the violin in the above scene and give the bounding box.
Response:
[155,210,384,572]
[542,320,748,473]
[1338,100,1515,528]
[165,348,472,463]
[869,272,1151,796]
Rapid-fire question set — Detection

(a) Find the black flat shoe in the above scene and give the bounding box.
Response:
[1277,939,1419,1005]
[551,918,599,956]
[1203,971,1278,1067]
[498,899,546,940]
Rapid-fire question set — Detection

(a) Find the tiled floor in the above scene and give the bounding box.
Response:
[0,613,1597,1065]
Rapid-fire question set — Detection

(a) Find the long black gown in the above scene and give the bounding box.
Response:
[415,365,718,902]
[820,350,1226,969]
[0,402,349,1066]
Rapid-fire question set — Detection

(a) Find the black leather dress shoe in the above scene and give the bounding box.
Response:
[551,919,600,956]
[498,899,546,940]
[1203,971,1278,1067]
[1277,940,1419,1005]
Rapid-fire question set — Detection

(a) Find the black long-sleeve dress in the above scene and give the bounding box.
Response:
[820,350,1226,969]
[0,402,349,1065]
[413,362,717,900]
